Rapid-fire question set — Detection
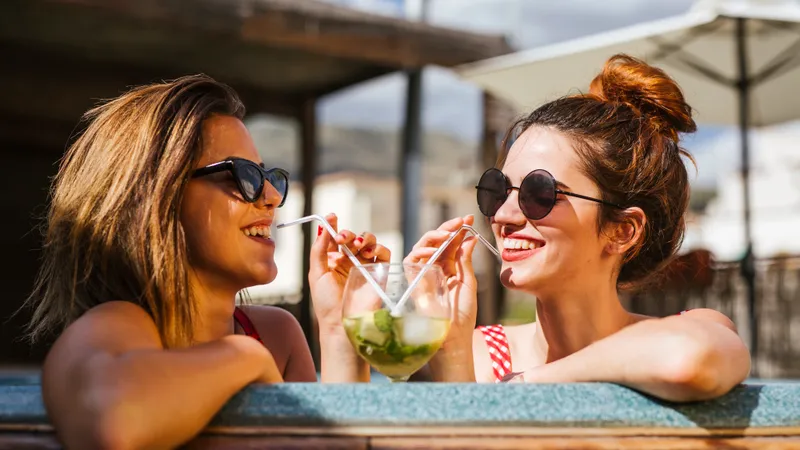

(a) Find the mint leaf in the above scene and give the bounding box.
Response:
[373,309,394,333]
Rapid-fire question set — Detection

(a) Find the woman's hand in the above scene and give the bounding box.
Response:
[404,215,480,381]
[308,213,391,383]
[308,213,391,334]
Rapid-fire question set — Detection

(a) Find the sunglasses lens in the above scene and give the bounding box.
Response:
[237,163,263,202]
[265,170,288,206]
[519,170,556,220]
[476,169,508,217]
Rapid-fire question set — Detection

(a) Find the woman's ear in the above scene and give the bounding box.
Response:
[604,207,646,257]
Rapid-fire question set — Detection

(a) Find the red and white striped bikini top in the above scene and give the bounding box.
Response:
[477,324,512,383]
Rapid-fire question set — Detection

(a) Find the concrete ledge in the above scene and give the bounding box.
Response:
[2,376,800,433]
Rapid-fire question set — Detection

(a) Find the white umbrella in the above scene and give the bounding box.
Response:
[456,0,800,363]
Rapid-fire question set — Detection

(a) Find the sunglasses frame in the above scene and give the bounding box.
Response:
[475,168,623,220]
[191,157,289,207]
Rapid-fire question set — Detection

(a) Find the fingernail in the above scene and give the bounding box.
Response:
[364,246,375,254]
[317,226,322,236]
[355,237,363,244]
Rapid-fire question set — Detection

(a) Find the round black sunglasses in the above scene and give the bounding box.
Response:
[192,157,289,207]
[475,168,623,220]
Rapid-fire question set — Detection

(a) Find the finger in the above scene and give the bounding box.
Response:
[438,216,467,232]
[455,236,479,284]
[310,214,338,280]
[463,214,475,227]
[439,227,469,267]
[434,216,473,263]
[328,252,353,277]
[335,228,359,252]
[355,232,377,253]
[403,247,437,265]
[411,229,453,251]
[361,244,391,263]
[324,213,340,252]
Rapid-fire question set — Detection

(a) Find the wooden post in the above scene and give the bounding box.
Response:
[477,92,516,325]
[477,92,500,325]
[299,98,320,366]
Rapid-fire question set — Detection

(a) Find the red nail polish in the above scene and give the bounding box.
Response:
[355,237,363,244]
[317,226,322,236]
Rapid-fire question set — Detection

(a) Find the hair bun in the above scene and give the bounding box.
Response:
[588,54,697,139]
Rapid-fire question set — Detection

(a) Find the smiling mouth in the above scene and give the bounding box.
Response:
[242,225,271,239]
[502,238,543,251]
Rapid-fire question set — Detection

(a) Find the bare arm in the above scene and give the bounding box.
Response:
[43,301,281,450]
[519,309,751,402]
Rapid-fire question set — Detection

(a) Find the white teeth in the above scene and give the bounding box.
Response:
[503,238,539,251]
[243,226,271,239]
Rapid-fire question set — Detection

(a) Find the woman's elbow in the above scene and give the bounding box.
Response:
[659,336,750,402]
[73,384,141,450]
[83,416,136,450]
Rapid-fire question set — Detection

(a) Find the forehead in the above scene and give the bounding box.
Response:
[502,126,581,183]
[197,114,260,166]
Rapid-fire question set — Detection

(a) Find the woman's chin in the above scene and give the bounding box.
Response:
[246,264,278,286]
[500,266,552,292]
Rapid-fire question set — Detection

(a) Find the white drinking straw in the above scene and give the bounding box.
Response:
[391,225,501,316]
[277,215,396,309]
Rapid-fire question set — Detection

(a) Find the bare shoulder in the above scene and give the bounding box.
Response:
[502,322,536,343]
[43,301,163,403]
[54,301,162,355]
[237,305,304,367]
[502,322,539,369]
[237,304,301,333]
[631,309,737,332]
[676,308,738,332]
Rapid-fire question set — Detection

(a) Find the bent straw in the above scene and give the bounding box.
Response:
[277,215,396,309]
[392,224,501,316]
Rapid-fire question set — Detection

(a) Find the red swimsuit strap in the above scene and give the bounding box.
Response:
[234,307,264,344]
[477,324,512,383]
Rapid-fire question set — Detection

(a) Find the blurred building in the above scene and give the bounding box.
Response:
[684,122,800,260]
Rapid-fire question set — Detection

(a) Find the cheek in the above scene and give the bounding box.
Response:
[181,193,246,257]
[541,211,604,259]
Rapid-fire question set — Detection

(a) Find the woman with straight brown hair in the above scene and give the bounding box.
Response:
[25,75,386,449]
[407,54,751,401]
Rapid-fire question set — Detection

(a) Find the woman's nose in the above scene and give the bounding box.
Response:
[258,180,282,209]
[493,189,526,225]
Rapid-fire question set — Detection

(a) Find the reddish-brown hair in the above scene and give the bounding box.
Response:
[499,54,697,285]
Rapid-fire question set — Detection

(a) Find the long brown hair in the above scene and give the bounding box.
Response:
[499,54,696,286]
[25,74,245,348]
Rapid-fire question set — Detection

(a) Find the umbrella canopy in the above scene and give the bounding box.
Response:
[454,0,800,370]
[458,0,800,127]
